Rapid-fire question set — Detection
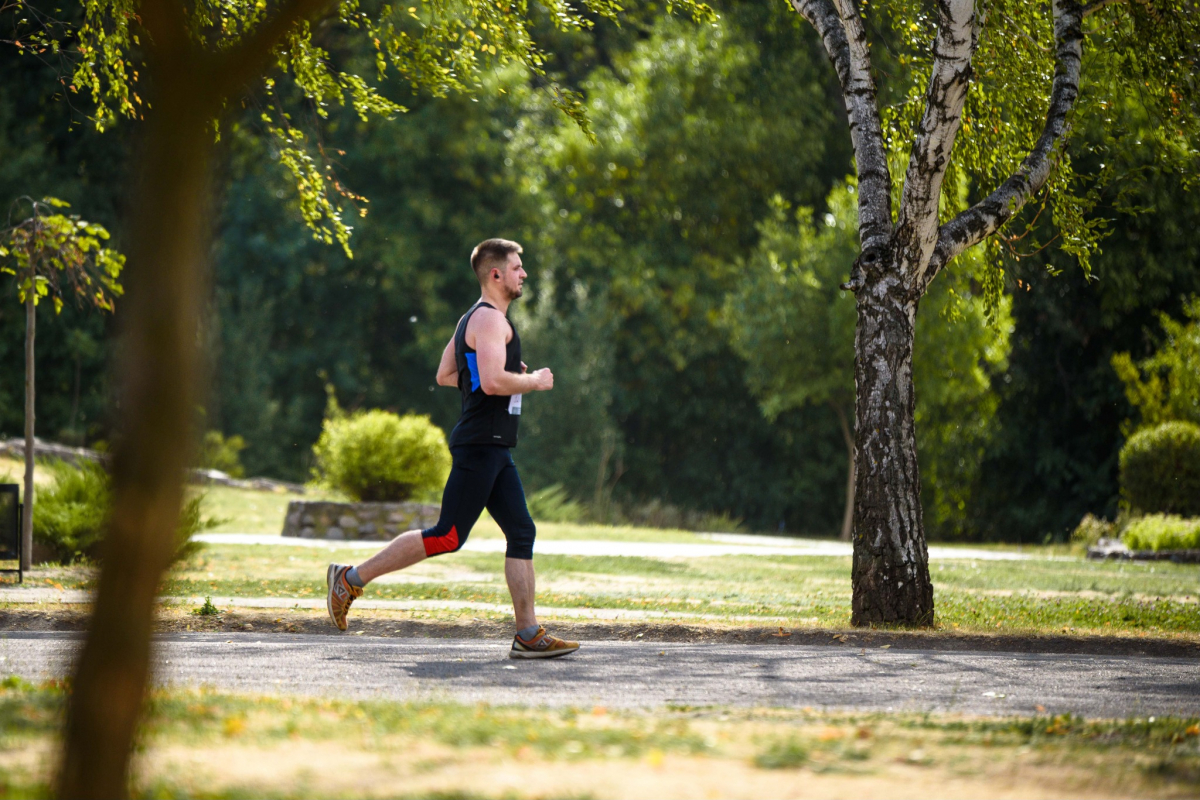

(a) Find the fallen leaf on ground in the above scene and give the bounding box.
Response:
[772,627,791,638]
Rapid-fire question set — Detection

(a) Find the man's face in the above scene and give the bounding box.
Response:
[494,253,526,300]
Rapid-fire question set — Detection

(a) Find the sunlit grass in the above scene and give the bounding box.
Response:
[139,543,1200,635]
[15,488,1200,637]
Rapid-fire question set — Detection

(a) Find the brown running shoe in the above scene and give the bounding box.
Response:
[509,627,580,659]
[326,563,363,632]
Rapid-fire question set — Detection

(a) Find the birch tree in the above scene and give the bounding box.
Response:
[6,0,713,796]
[789,0,1198,625]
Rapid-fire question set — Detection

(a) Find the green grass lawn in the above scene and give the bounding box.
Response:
[119,539,1200,636]
[197,484,716,543]
[15,483,1200,637]
[197,485,320,535]
[1,679,1197,799]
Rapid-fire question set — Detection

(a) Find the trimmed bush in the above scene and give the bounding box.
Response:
[312,410,451,502]
[1122,514,1200,551]
[1119,421,1200,516]
[33,459,216,564]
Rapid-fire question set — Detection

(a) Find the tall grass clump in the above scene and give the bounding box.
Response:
[1122,515,1200,552]
[525,484,586,523]
[33,459,216,564]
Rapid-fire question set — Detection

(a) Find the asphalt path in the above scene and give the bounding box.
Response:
[3,632,1197,718]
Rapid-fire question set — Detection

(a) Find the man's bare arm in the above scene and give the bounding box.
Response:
[435,337,457,387]
[471,308,553,395]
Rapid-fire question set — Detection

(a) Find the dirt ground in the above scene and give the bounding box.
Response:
[3,604,1198,658]
[2,719,1195,800]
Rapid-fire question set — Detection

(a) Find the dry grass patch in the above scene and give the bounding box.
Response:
[0,681,1197,799]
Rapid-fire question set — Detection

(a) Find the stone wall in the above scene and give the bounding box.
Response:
[282,501,439,541]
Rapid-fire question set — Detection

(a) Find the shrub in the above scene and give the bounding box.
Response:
[197,431,246,477]
[1122,514,1200,551]
[312,410,451,502]
[33,459,217,564]
[526,484,586,523]
[33,460,110,563]
[1071,513,1115,547]
[1119,421,1200,516]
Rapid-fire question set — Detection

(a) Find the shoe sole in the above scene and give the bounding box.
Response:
[508,645,580,659]
[325,563,346,631]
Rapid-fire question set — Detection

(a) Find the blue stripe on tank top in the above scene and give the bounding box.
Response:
[465,352,481,392]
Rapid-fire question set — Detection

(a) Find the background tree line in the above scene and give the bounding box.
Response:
[2,0,1197,541]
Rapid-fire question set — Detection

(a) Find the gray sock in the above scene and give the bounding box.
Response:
[345,566,366,588]
[516,624,541,642]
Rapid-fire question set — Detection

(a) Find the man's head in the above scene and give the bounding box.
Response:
[471,238,525,300]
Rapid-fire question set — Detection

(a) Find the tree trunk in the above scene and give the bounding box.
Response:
[832,402,854,542]
[850,274,933,626]
[56,61,216,799]
[21,290,35,571]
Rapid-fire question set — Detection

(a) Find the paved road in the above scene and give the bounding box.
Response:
[3,632,1196,718]
[193,532,1054,561]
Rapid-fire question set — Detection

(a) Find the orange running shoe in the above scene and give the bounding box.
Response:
[326,563,363,631]
[509,627,580,659]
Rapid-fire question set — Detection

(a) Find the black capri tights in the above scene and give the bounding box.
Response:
[421,445,536,560]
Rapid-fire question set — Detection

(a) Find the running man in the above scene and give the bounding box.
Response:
[326,238,580,659]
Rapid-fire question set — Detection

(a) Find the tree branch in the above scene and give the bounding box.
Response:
[898,0,979,289]
[921,0,1084,292]
[212,0,338,96]
[136,0,196,66]
[1082,0,1125,16]
[791,0,893,257]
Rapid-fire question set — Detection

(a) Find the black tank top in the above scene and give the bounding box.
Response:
[447,301,523,448]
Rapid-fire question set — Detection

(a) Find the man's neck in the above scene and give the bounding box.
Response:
[478,288,511,315]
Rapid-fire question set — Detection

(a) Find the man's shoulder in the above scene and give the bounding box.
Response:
[465,304,511,341]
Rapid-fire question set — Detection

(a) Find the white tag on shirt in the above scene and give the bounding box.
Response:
[508,393,522,415]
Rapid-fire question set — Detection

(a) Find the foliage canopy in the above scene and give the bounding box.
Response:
[6,0,714,255]
[0,197,123,314]
[1112,296,1200,432]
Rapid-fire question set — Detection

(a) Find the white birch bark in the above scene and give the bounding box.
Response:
[921,0,1086,291]
[790,0,893,255]
[898,0,979,287]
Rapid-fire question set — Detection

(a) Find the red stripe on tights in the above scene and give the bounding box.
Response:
[423,525,459,556]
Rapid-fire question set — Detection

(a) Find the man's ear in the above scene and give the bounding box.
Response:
[492,268,501,281]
